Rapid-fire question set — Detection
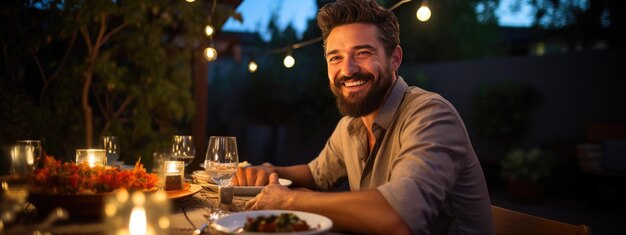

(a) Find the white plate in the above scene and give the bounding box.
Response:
[192,170,215,184]
[195,178,292,196]
[200,161,251,169]
[214,210,332,235]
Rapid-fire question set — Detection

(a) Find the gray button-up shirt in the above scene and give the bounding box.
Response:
[308,77,494,234]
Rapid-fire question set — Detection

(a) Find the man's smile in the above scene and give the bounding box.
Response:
[343,79,367,87]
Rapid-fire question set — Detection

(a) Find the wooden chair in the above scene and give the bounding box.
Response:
[491,205,591,235]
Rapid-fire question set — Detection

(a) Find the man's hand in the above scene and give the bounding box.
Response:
[244,173,293,210]
[232,163,275,186]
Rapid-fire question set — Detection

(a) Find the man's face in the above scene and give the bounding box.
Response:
[324,23,397,117]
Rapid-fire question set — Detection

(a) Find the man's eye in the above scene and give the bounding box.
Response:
[356,51,372,57]
[328,56,340,62]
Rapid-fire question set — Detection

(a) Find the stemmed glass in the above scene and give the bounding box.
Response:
[171,135,195,168]
[1,144,33,228]
[205,136,238,218]
[16,140,41,170]
[101,136,119,166]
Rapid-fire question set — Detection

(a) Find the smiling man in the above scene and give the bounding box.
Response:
[236,0,494,234]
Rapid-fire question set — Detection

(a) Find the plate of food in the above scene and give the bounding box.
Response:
[214,210,332,235]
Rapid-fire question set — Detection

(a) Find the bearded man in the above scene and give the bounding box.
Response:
[234,0,494,234]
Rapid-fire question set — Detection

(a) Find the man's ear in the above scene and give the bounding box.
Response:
[391,45,403,71]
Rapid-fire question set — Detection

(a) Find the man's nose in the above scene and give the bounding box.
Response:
[341,57,360,78]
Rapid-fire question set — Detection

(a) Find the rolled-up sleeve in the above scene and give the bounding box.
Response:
[377,99,468,233]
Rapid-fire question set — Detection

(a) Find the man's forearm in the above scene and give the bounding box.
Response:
[288,189,411,234]
[273,164,317,189]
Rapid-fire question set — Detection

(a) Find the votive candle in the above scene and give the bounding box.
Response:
[164,160,184,191]
[76,149,106,167]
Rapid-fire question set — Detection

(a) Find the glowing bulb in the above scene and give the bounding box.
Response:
[185,0,195,2]
[204,47,217,61]
[283,55,295,68]
[205,25,215,37]
[416,5,431,22]
[248,61,258,73]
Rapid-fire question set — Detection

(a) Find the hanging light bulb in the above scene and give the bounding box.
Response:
[204,46,217,61]
[416,1,431,22]
[185,0,195,2]
[283,53,295,68]
[205,24,215,37]
[248,60,258,73]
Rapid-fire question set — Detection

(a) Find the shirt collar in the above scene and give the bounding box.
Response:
[347,76,408,133]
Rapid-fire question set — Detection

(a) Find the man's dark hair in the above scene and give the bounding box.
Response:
[317,0,400,56]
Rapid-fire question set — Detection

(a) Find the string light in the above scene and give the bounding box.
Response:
[205,25,215,37]
[197,0,417,72]
[283,55,295,68]
[204,46,217,61]
[416,1,431,22]
[248,60,258,73]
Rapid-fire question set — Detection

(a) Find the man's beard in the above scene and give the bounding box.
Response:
[330,68,393,117]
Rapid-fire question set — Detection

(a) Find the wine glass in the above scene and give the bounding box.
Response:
[1,144,32,227]
[101,136,119,166]
[205,136,238,217]
[16,140,41,170]
[171,135,195,168]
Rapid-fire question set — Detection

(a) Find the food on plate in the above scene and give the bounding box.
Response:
[243,213,314,232]
[31,155,158,193]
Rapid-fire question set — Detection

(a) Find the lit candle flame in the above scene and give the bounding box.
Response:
[129,206,147,235]
[88,153,97,167]
[166,162,179,173]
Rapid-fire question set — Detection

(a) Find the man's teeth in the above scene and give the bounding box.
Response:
[344,80,366,87]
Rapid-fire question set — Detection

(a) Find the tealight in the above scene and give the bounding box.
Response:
[163,161,184,191]
[76,149,106,167]
[104,189,170,235]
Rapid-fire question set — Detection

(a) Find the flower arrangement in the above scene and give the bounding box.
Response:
[32,155,158,193]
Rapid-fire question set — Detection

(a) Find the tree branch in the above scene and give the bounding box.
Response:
[80,26,94,56]
[100,95,135,137]
[93,13,108,54]
[102,21,128,45]
[40,31,78,104]
[29,48,47,86]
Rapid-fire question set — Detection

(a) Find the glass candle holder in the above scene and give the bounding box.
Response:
[104,189,171,235]
[163,161,184,191]
[76,149,106,167]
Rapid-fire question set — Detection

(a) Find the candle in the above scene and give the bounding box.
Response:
[164,161,184,191]
[104,190,170,235]
[76,149,106,167]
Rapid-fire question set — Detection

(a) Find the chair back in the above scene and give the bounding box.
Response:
[491,205,590,235]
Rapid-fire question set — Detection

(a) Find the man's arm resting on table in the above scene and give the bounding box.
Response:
[246,179,411,235]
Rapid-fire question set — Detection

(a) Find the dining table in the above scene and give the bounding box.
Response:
[2,185,345,235]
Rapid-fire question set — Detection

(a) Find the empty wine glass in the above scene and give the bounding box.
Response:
[101,136,119,166]
[205,136,238,217]
[16,140,41,170]
[171,135,195,168]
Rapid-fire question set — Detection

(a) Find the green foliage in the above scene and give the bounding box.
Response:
[500,147,554,183]
[470,82,542,139]
[0,0,238,162]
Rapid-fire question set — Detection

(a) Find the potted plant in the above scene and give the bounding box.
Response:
[500,147,554,202]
